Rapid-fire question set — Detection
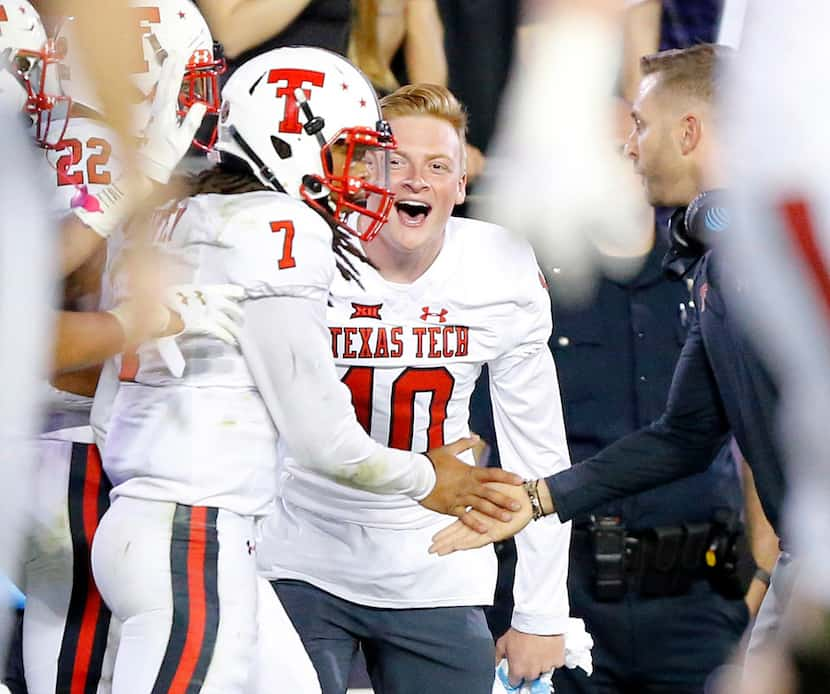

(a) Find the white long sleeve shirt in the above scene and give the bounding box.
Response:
[258,217,572,634]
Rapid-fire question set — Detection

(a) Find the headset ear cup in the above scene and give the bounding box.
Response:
[662,205,705,280]
[684,189,730,248]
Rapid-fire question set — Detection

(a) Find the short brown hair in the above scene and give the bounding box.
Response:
[640,43,734,103]
[380,83,468,170]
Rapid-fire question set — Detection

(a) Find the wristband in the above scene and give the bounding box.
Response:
[524,479,544,521]
[106,301,171,347]
[72,174,153,239]
[754,567,772,587]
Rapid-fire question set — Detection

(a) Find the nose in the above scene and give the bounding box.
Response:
[402,173,429,193]
[624,127,638,161]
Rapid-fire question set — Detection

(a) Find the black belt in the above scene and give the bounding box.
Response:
[572,511,751,601]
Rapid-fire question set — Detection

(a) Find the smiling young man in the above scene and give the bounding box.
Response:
[258,84,572,693]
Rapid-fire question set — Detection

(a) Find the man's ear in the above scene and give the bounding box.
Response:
[680,113,702,155]
[456,172,467,205]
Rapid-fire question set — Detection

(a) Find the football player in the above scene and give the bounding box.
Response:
[19,3,231,693]
[258,83,572,693]
[90,46,522,693]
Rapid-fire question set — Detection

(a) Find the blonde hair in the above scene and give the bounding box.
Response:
[640,43,734,104]
[380,83,468,171]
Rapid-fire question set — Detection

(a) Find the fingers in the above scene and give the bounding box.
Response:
[216,299,245,325]
[442,435,480,456]
[428,521,488,556]
[157,335,185,378]
[153,50,186,119]
[462,496,513,523]
[476,486,524,513]
[458,508,492,533]
[474,467,523,486]
[495,637,507,663]
[206,284,247,301]
[179,101,208,142]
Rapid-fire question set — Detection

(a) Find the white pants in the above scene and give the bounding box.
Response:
[250,576,321,694]
[91,497,257,694]
[24,438,117,694]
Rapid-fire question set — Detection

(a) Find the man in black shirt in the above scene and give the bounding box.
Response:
[435,43,790,654]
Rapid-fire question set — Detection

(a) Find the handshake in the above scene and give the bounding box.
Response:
[420,448,553,555]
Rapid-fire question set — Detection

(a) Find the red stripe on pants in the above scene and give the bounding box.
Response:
[169,506,209,694]
[70,445,105,694]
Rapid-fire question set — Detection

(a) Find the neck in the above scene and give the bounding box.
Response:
[361,228,446,283]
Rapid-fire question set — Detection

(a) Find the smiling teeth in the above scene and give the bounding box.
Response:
[396,201,430,215]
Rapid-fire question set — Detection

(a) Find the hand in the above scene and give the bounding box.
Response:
[157,284,246,377]
[419,440,523,532]
[496,629,565,687]
[477,11,650,302]
[429,482,532,555]
[138,50,208,184]
[164,284,246,344]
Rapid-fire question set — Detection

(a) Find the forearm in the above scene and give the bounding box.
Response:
[545,422,726,521]
[621,0,661,103]
[53,310,125,374]
[199,0,312,59]
[242,296,436,498]
[739,448,779,616]
[512,514,571,634]
[490,347,571,633]
[60,216,106,277]
[51,364,103,398]
[404,0,448,85]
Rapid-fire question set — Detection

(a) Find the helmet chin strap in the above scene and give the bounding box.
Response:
[228,124,286,194]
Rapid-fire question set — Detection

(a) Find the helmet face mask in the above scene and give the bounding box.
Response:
[304,124,397,242]
[217,46,399,242]
[28,40,72,148]
[178,42,226,151]
[0,0,68,147]
[53,0,224,150]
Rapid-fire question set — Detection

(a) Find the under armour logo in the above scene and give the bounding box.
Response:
[421,306,448,323]
[350,302,383,320]
[176,290,207,307]
[189,48,211,66]
[246,540,256,555]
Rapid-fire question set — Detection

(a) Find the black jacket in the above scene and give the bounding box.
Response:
[546,249,787,534]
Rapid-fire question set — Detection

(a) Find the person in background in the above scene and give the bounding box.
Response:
[198,0,351,67]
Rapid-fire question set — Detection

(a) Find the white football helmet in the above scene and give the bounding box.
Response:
[0,0,68,146]
[215,46,397,242]
[56,0,225,148]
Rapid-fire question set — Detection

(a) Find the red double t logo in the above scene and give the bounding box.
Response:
[267,68,326,134]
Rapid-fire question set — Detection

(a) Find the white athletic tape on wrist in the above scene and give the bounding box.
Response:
[71,175,153,239]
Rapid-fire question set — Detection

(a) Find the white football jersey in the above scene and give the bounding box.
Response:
[42,117,124,217]
[260,217,572,633]
[102,191,335,516]
[39,117,123,436]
